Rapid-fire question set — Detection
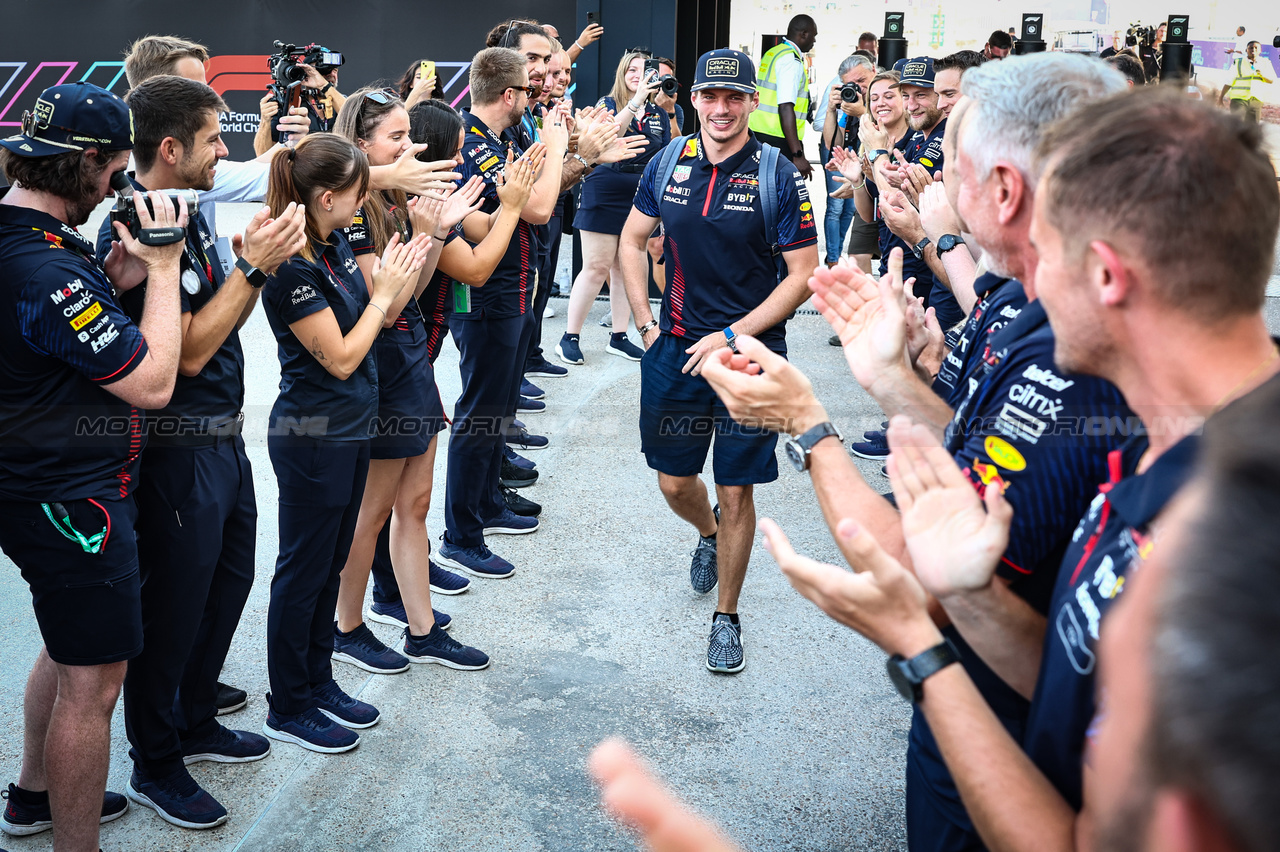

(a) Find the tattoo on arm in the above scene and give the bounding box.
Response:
[309,336,327,362]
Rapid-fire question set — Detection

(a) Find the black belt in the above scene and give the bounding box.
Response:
[148,412,244,448]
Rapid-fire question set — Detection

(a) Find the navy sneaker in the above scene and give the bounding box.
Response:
[125,767,227,829]
[366,600,452,631]
[505,446,537,470]
[556,334,584,365]
[332,622,410,674]
[429,560,471,595]
[707,613,745,673]
[263,695,359,753]
[501,456,539,487]
[518,396,546,413]
[313,679,380,729]
[829,333,842,347]
[862,424,889,441]
[503,486,541,517]
[505,427,549,452]
[605,332,645,361]
[1,783,128,836]
[404,625,491,670]
[483,507,540,536]
[690,504,720,594]
[526,353,569,377]
[215,681,247,715]
[849,431,889,460]
[181,724,271,765]
[436,540,516,579]
[520,377,545,400]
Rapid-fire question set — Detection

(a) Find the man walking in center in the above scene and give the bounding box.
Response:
[619,49,818,673]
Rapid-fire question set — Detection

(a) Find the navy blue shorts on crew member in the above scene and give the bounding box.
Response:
[575,166,644,236]
[369,340,448,460]
[639,333,780,486]
[0,496,142,666]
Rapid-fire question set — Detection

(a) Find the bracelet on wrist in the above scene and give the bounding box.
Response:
[571,153,592,170]
[368,302,387,321]
[574,40,585,50]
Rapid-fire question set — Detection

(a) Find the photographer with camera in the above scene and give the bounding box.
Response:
[87,75,306,828]
[254,42,347,156]
[815,54,875,269]
[556,51,672,367]
[0,82,186,849]
[653,57,685,133]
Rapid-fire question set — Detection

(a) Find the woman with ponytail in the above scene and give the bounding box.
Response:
[259,132,430,754]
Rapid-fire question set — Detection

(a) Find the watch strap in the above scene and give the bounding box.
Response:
[937,234,965,255]
[912,236,932,259]
[889,637,960,702]
[868,148,890,162]
[794,421,841,453]
[235,256,267,288]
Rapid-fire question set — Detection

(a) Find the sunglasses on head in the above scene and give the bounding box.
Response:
[503,20,533,47]
[364,87,401,105]
[627,47,653,56]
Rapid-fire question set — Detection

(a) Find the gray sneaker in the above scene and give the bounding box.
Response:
[707,613,744,673]
[690,504,720,594]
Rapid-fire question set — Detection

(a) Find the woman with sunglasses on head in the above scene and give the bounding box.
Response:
[556,50,671,367]
[328,87,502,677]
[260,132,430,753]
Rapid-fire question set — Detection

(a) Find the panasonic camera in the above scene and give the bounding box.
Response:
[269,41,344,86]
[108,172,196,246]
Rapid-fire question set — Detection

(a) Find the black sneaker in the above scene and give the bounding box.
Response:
[502,486,542,516]
[263,695,359,754]
[690,504,720,594]
[706,613,745,674]
[125,767,228,829]
[605,332,645,361]
[555,334,584,366]
[181,724,271,765]
[501,456,539,488]
[403,624,491,670]
[520,378,545,400]
[332,622,410,674]
[517,396,546,413]
[526,354,569,377]
[215,681,247,716]
[1,783,128,836]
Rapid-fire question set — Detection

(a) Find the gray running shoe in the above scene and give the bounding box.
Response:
[690,504,720,594]
[706,613,744,673]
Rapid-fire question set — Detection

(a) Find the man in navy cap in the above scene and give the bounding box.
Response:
[0,82,187,849]
[619,49,818,673]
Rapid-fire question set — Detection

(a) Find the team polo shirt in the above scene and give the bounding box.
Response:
[262,232,377,440]
[932,274,1027,407]
[455,111,535,320]
[866,119,946,293]
[0,195,148,501]
[633,134,817,353]
[1022,433,1198,810]
[94,177,244,444]
[599,97,672,168]
[339,200,433,347]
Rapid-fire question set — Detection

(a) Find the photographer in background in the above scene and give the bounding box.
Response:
[750,14,818,180]
[653,57,684,133]
[254,43,347,155]
[815,53,875,269]
[982,30,1013,60]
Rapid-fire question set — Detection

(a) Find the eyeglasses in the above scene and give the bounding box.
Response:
[627,46,653,56]
[364,87,401,105]
[507,84,541,98]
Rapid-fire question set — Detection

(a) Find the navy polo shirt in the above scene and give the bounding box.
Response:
[262,232,377,440]
[0,194,148,501]
[633,134,817,353]
[932,274,1027,407]
[339,200,430,347]
[94,177,245,444]
[599,97,671,169]
[455,111,535,320]
[420,225,464,327]
[1023,433,1197,810]
[505,109,551,270]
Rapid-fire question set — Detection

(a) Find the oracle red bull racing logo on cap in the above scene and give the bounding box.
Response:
[903,61,928,79]
[705,57,740,78]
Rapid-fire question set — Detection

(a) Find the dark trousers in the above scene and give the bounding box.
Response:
[266,436,369,714]
[123,437,256,779]
[526,212,563,368]
[444,313,528,547]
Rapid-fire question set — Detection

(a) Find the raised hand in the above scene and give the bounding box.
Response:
[371,232,431,303]
[439,175,486,230]
[240,201,308,274]
[918,182,963,243]
[576,22,604,49]
[110,191,189,274]
[497,149,536,209]
[388,144,462,197]
[407,192,445,240]
[858,113,890,155]
[809,249,912,392]
[698,334,828,435]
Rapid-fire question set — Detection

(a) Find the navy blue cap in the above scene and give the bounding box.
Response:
[691,49,757,95]
[898,57,936,88]
[0,82,132,158]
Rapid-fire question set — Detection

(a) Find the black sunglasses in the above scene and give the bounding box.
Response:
[627,46,653,56]
[503,20,532,47]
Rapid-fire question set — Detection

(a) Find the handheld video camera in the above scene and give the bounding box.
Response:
[108,172,195,246]
[266,41,344,122]
[840,81,863,103]
[1125,22,1157,48]
[643,59,680,97]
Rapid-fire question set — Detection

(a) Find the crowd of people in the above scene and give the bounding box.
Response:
[0,12,1277,852]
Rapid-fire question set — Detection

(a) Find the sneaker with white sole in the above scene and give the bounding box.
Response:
[331,622,410,674]
[690,503,720,594]
[520,378,545,400]
[366,599,453,631]
[263,695,359,753]
[1,783,128,836]
[313,679,380,729]
[505,427,549,452]
[525,354,568,378]
[556,334,584,365]
[429,561,471,595]
[606,332,645,361]
[436,540,516,578]
[125,767,227,829]
[483,507,540,535]
[181,724,271,765]
[403,625,491,670]
[707,613,745,673]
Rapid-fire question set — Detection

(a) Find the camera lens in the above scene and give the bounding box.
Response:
[660,75,679,96]
[840,82,861,103]
[284,65,308,84]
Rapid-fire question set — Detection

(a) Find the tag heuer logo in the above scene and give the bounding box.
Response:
[673,165,692,183]
[705,58,740,77]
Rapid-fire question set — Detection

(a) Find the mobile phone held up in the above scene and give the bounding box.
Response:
[419,60,435,83]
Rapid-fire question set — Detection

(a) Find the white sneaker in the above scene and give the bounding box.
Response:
[544,304,556,318]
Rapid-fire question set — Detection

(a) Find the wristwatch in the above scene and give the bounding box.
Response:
[784,421,842,472]
[886,637,960,703]
[911,236,933,260]
[791,149,806,160]
[867,148,890,163]
[936,234,966,256]
[234,256,268,289]
[723,326,738,352]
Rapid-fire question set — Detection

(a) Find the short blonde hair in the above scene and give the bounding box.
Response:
[124,35,208,88]
[608,52,652,108]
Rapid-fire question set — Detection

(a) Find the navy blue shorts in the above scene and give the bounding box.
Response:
[370,335,447,460]
[575,166,642,235]
[639,333,779,486]
[0,496,142,666]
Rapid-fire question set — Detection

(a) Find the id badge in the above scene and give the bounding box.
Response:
[452,280,472,314]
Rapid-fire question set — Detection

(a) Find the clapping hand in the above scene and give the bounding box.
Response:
[809,249,914,392]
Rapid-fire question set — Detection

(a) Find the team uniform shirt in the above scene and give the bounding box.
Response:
[262,232,377,440]
[420,225,464,362]
[95,176,245,444]
[505,109,552,270]
[866,120,946,293]
[932,274,1027,407]
[1022,433,1197,809]
[0,193,149,501]
[599,97,672,169]
[632,134,817,354]
[339,199,430,346]
[455,111,536,320]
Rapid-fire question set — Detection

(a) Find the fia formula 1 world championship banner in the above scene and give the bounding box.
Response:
[0,0,574,161]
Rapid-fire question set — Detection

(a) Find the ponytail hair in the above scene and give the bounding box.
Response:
[407,99,464,162]
[333,88,408,255]
[267,133,369,263]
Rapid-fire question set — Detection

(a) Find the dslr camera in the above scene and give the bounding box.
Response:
[840,81,863,103]
[643,59,680,97]
[108,172,196,246]
[269,41,344,87]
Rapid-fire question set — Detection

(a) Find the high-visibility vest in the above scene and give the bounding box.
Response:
[1228,57,1265,102]
[749,41,810,140]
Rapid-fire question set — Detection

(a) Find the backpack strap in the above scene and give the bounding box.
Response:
[758,144,780,259]
[654,134,696,200]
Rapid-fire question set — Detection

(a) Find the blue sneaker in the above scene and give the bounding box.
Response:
[125,767,227,829]
[690,504,720,594]
[505,427,549,452]
[504,446,537,470]
[263,695,359,753]
[436,540,516,579]
[367,600,453,632]
[605,332,645,361]
[520,377,545,400]
[526,353,568,377]
[849,430,889,460]
[1,783,128,836]
[707,613,745,674]
[181,724,271,765]
[518,396,546,413]
[403,625,491,670]
[429,560,471,595]
[483,507,540,536]
[313,679,380,729]
[555,334,584,365]
[332,622,410,674]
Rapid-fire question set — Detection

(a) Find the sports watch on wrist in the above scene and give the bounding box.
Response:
[867,148,890,163]
[911,236,933,260]
[234,256,268,289]
[936,234,966,256]
[784,421,843,472]
[886,637,960,703]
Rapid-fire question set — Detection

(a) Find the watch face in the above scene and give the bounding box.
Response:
[784,437,807,472]
[886,656,919,702]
